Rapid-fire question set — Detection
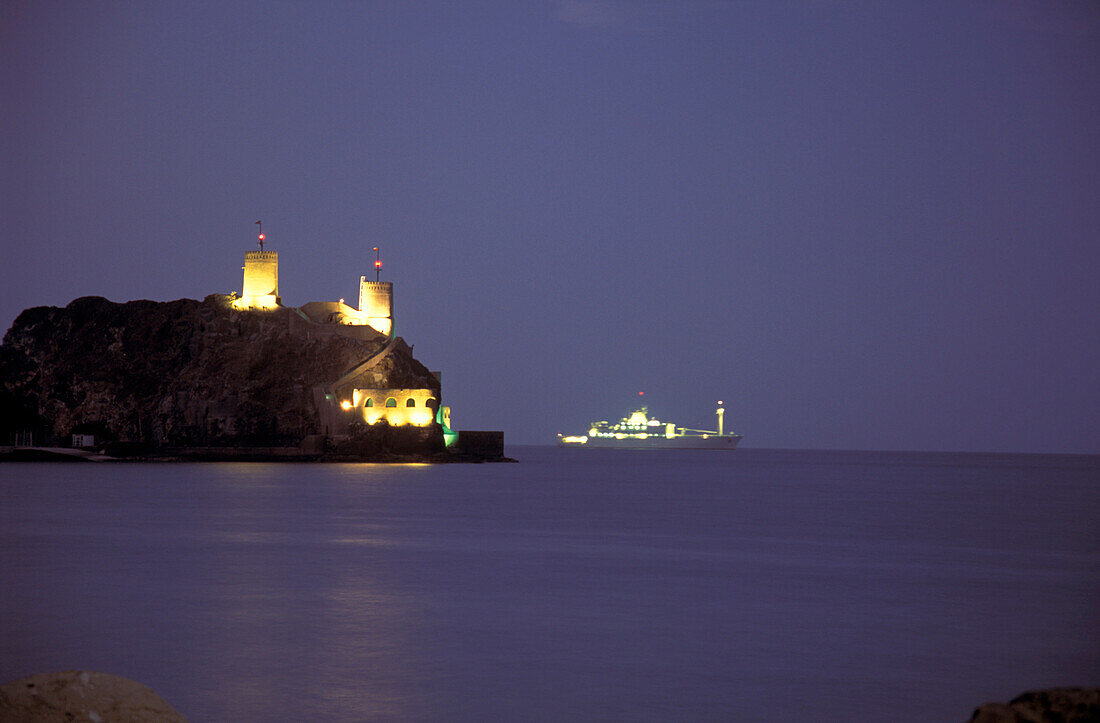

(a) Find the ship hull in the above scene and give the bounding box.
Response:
[559,434,741,450]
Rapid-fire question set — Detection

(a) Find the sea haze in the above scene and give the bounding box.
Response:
[1,448,1097,721]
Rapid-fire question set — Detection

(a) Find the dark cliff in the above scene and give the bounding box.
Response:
[0,295,440,447]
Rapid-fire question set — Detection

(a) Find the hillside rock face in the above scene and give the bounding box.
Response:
[0,670,186,722]
[968,688,1100,722]
[0,295,439,447]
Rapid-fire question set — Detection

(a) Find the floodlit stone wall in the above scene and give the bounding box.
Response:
[349,387,438,426]
[236,251,280,309]
[358,279,393,335]
[298,300,373,331]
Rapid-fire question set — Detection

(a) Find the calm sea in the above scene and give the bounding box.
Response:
[1,447,1097,721]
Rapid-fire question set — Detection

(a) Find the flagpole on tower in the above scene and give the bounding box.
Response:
[373,247,381,282]
[255,220,264,251]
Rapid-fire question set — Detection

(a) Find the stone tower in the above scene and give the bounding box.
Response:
[358,278,393,336]
[235,251,281,310]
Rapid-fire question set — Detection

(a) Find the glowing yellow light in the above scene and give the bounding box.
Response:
[588,427,598,436]
[561,435,588,444]
[340,400,353,410]
[231,295,280,311]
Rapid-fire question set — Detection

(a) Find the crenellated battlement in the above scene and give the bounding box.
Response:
[234,249,280,310]
[358,278,393,336]
[232,239,395,340]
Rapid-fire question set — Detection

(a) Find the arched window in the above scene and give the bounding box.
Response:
[406,398,416,407]
[365,398,374,408]
[425,397,438,410]
[385,397,397,408]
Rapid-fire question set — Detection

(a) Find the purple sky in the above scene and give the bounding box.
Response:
[2,1,1098,452]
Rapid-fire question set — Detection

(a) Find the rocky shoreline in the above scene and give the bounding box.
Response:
[967,687,1099,722]
[0,438,516,464]
[0,671,186,722]
[1,295,507,461]
[2,673,1094,723]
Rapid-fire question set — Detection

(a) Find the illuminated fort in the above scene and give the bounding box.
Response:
[237,250,281,310]
[230,233,452,441]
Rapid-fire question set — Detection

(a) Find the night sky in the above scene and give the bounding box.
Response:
[3,1,1098,452]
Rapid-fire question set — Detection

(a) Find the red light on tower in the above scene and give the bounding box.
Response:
[258,233,265,241]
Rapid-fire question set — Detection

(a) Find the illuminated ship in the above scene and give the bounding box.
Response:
[557,402,742,450]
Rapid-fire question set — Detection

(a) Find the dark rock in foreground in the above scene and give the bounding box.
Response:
[0,670,186,722]
[968,688,1100,722]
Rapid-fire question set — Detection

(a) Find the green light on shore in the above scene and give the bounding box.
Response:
[436,405,457,447]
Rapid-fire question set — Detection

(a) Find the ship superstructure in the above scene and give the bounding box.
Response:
[558,402,742,450]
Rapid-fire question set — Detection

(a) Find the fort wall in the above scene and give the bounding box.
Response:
[358,279,393,336]
[352,387,438,427]
[236,251,280,309]
[296,301,380,339]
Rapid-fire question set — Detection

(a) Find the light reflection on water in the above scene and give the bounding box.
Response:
[0,450,1097,721]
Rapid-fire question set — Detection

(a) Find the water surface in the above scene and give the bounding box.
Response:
[1,447,1097,720]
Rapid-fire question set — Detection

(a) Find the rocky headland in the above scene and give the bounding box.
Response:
[0,295,503,461]
[967,687,1099,722]
[0,670,186,722]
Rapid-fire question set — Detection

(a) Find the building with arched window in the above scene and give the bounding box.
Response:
[346,388,440,427]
